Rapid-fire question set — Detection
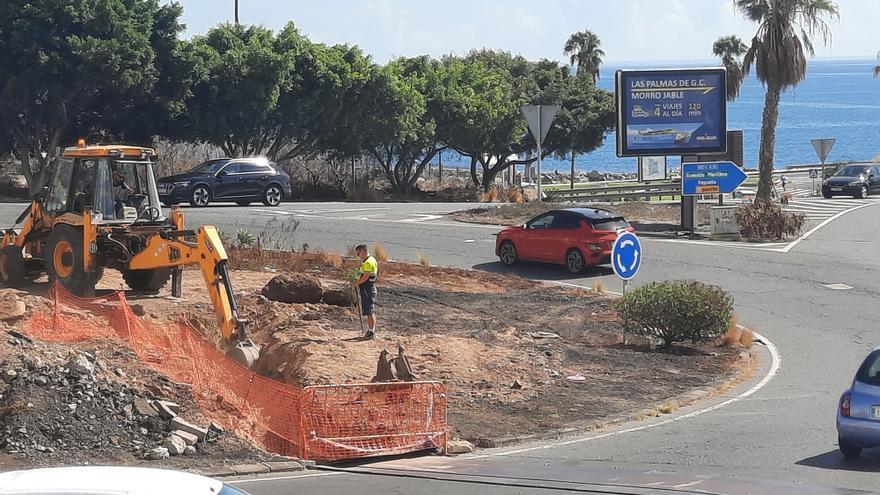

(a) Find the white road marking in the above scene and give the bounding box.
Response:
[463,239,476,243]
[400,214,444,222]
[230,471,342,484]
[822,283,852,290]
[780,201,878,253]
[470,328,781,458]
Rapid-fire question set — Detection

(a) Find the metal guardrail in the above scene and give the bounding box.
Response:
[546,182,682,202]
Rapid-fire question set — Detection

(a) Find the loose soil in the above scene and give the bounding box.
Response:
[450,201,711,230]
[107,251,745,444]
[0,251,746,465]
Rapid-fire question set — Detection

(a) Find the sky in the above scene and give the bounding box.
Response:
[168,0,880,64]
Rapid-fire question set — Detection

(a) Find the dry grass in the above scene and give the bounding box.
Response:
[480,186,501,203]
[418,252,430,267]
[657,400,679,414]
[318,251,343,269]
[739,327,754,349]
[346,245,357,258]
[507,187,524,204]
[373,242,389,261]
[720,314,741,347]
[228,246,307,272]
[592,280,605,294]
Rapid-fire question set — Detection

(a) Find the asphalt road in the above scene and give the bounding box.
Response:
[2,199,879,494]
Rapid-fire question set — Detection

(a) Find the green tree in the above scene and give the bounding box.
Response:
[737,0,839,202]
[563,30,605,83]
[0,0,181,195]
[185,22,379,163]
[358,56,444,196]
[440,51,614,191]
[186,23,287,157]
[712,35,748,101]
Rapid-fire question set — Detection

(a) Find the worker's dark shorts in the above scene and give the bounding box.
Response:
[359,284,377,316]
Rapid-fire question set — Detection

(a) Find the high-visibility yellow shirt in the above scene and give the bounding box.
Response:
[359,255,378,282]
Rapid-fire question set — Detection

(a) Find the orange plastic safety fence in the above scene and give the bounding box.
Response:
[21,283,447,461]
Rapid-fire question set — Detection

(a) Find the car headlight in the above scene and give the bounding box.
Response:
[586,243,603,252]
[174,181,190,187]
[848,181,861,186]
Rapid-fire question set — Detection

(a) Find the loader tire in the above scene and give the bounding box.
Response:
[0,246,26,288]
[123,267,172,293]
[47,225,98,297]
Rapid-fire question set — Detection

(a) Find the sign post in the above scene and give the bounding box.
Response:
[521,105,558,202]
[811,138,835,181]
[611,231,642,294]
[809,168,818,196]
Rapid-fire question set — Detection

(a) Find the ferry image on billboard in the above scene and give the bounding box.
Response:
[627,123,704,148]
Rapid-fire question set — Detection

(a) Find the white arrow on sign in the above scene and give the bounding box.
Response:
[616,239,639,272]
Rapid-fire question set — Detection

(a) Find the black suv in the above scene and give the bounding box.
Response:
[157,158,292,207]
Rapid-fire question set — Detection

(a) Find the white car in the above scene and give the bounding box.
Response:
[0,466,248,495]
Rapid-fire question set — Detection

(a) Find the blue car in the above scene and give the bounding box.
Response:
[836,347,880,457]
[157,157,292,207]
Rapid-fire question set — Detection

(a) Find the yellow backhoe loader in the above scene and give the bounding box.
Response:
[0,141,260,367]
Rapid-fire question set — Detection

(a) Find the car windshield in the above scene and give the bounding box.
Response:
[189,159,228,174]
[591,217,630,231]
[835,166,870,177]
[856,350,880,386]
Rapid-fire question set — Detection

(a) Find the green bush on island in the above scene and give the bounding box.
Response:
[616,281,733,349]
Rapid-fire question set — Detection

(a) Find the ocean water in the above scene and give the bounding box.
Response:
[439,58,880,173]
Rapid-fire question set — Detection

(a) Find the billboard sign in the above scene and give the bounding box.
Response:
[616,68,727,157]
[638,156,667,181]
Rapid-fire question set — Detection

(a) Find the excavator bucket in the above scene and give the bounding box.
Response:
[227,340,261,369]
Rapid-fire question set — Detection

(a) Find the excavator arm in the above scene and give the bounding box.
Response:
[127,218,260,367]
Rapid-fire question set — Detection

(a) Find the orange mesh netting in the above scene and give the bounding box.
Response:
[22,283,447,461]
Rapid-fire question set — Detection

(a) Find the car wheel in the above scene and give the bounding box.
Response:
[262,184,283,206]
[822,192,832,199]
[236,201,251,206]
[565,249,585,274]
[190,185,211,207]
[498,241,517,266]
[838,436,862,458]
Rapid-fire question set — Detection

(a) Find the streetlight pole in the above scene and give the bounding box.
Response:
[234,0,239,24]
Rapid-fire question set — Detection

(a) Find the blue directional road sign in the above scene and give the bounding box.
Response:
[611,231,642,281]
[682,161,747,196]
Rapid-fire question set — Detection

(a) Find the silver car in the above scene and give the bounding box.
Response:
[836,346,880,457]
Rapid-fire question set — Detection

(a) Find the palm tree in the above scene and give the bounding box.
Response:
[712,35,748,101]
[234,0,239,24]
[563,30,604,188]
[737,0,839,202]
[563,30,604,83]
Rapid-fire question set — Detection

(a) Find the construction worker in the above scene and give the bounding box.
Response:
[353,244,378,338]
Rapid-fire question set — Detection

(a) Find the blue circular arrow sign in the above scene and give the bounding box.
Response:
[611,231,642,281]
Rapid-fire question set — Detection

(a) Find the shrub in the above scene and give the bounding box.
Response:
[418,252,430,266]
[236,228,255,247]
[735,201,805,240]
[373,242,389,261]
[616,281,733,349]
[507,187,524,204]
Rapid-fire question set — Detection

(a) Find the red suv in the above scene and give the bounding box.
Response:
[495,208,633,274]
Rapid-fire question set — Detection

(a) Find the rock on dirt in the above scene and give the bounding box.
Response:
[0,295,26,321]
[145,447,169,460]
[163,435,186,455]
[66,354,95,378]
[261,274,323,304]
[446,439,475,454]
[321,286,353,307]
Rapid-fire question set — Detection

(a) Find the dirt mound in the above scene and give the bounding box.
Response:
[261,274,323,303]
[322,286,353,307]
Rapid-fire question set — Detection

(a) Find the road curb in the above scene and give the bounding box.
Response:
[468,342,755,452]
[191,457,314,478]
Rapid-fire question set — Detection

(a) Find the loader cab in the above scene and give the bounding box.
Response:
[45,145,164,224]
